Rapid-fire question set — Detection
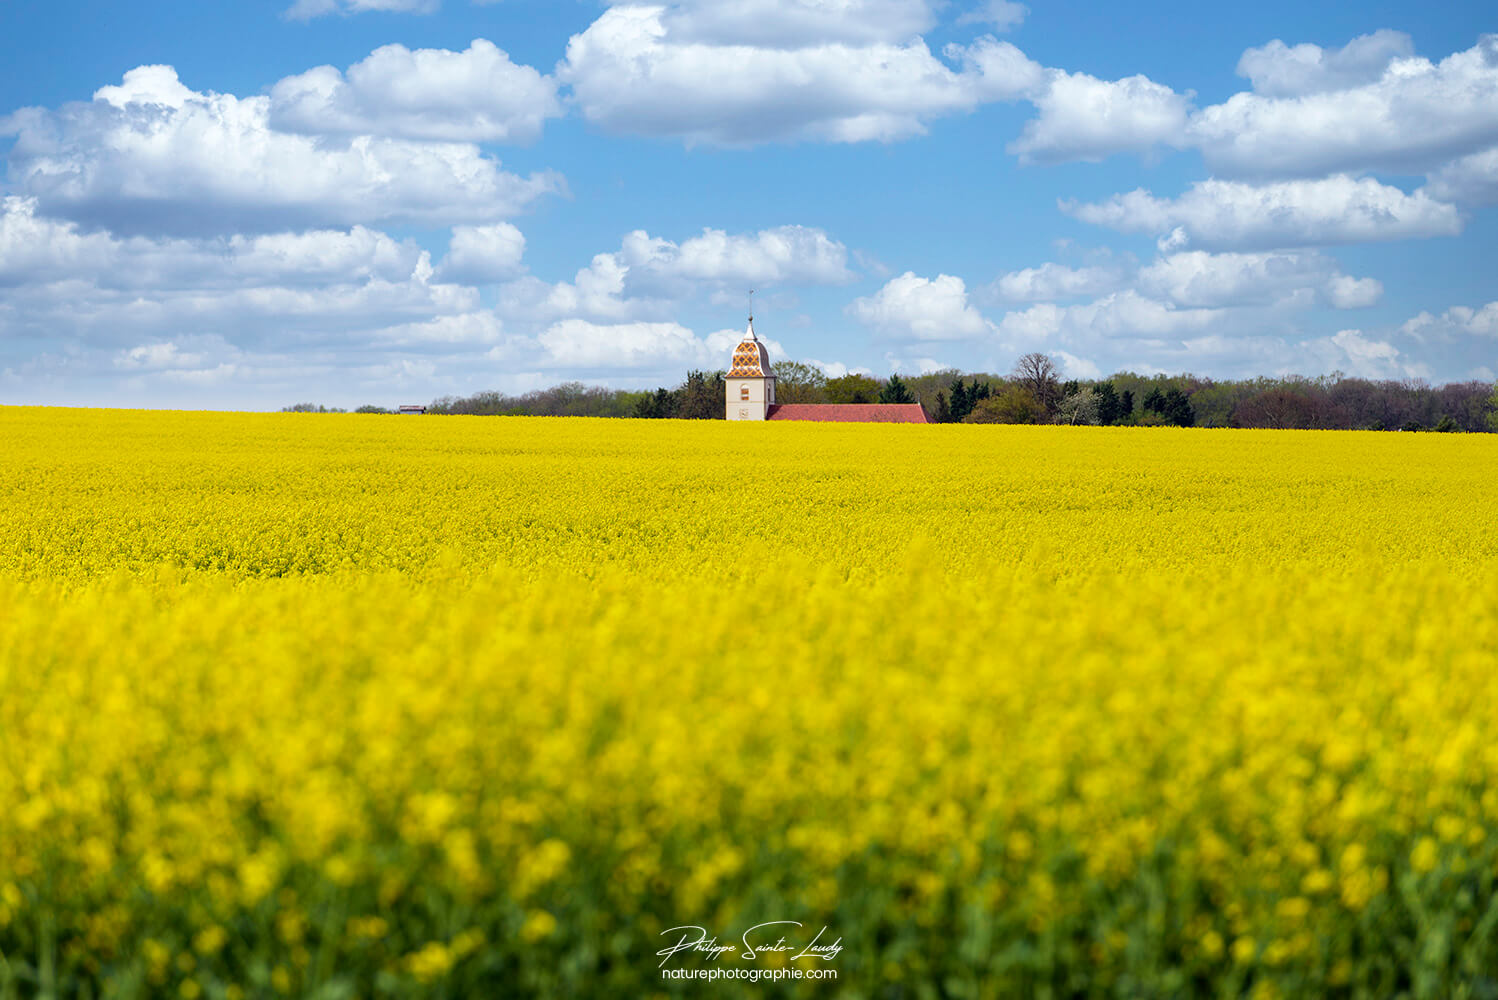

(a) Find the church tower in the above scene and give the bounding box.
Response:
[725,317,776,420]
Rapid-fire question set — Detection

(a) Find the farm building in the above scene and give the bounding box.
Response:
[724,319,927,424]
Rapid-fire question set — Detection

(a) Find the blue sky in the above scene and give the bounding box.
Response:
[1,0,1494,408]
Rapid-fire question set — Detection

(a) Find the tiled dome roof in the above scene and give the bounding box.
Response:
[727,320,773,378]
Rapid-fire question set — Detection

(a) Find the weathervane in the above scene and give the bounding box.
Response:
[748,289,754,323]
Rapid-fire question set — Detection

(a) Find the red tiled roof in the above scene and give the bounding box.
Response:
[765,403,928,423]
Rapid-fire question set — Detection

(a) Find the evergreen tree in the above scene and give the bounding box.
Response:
[634,387,681,419]
[1120,389,1134,420]
[1163,388,1196,427]
[933,390,952,424]
[950,378,972,422]
[1141,387,1195,426]
[677,370,724,419]
[880,373,914,405]
[1094,381,1120,425]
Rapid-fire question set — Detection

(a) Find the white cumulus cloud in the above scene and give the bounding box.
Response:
[1,65,561,236]
[989,261,1129,302]
[1052,350,1101,379]
[1189,34,1498,178]
[269,40,562,144]
[501,254,641,324]
[1399,301,1498,341]
[556,5,1043,145]
[1427,146,1498,205]
[1064,175,1462,251]
[1138,250,1382,309]
[1009,70,1192,163]
[499,225,854,323]
[115,340,209,371]
[438,223,527,284]
[536,319,718,370]
[994,290,1217,343]
[847,272,991,339]
[1324,273,1384,309]
[0,196,428,290]
[619,226,855,288]
[658,0,939,46]
[0,196,482,365]
[1280,328,1423,379]
[1235,30,1415,97]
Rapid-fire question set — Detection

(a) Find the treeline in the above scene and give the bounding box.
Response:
[426,373,728,419]
[773,353,1497,431]
[428,383,642,417]
[281,403,392,414]
[289,355,1498,431]
[421,365,924,419]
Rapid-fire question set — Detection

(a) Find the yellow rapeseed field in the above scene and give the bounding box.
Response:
[2,406,1496,998]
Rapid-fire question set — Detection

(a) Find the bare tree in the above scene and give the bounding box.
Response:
[1012,353,1062,416]
[1233,387,1318,429]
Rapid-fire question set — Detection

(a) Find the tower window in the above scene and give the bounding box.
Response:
[740,386,750,400]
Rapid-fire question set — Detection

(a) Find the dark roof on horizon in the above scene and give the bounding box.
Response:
[765,403,928,424]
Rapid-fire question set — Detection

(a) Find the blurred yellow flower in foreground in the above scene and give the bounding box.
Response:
[1,407,1496,996]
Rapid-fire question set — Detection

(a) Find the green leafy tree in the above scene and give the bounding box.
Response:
[826,373,883,404]
[431,384,641,416]
[1487,383,1498,432]
[774,361,829,404]
[880,373,914,405]
[965,386,1043,424]
[280,403,346,413]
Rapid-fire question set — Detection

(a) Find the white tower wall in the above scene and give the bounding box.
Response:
[726,375,775,420]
